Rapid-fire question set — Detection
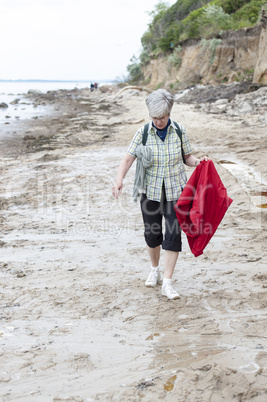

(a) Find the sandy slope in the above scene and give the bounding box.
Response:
[0,88,266,401]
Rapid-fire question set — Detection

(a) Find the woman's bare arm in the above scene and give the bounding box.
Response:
[112,154,136,198]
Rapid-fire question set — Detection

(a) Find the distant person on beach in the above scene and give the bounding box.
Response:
[90,83,94,92]
[112,89,208,300]
[94,82,98,90]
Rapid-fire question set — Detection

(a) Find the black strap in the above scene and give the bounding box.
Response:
[142,121,186,164]
[142,123,149,145]
[173,121,186,164]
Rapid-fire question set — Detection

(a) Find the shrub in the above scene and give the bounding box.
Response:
[140,49,151,65]
[168,46,182,68]
[201,38,222,64]
[198,4,231,37]
[231,0,266,25]
[127,55,143,83]
[181,8,205,40]
[141,1,170,54]
[158,23,183,51]
[218,0,258,15]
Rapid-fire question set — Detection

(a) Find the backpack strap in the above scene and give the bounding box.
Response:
[173,121,186,164]
[142,121,186,164]
[142,123,149,145]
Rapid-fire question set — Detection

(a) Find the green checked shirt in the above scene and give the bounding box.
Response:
[127,119,192,202]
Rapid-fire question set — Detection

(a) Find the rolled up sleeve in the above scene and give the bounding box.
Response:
[127,128,143,157]
[179,124,192,156]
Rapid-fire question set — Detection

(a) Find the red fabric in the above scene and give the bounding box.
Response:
[174,160,233,257]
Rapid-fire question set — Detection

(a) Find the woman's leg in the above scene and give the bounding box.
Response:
[164,250,179,279]
[147,245,161,267]
[145,245,161,287]
[162,250,180,299]
[161,199,181,299]
[140,194,163,286]
[140,194,163,250]
[162,198,182,273]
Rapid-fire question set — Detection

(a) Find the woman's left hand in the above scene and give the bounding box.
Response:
[186,154,209,167]
[199,156,209,163]
[194,156,209,166]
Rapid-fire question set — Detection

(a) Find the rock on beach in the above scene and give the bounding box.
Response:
[28,89,43,94]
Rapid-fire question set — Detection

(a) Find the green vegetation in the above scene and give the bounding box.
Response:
[201,38,223,64]
[155,82,165,89]
[196,4,231,39]
[143,0,265,51]
[168,45,182,68]
[126,0,266,83]
[126,55,143,83]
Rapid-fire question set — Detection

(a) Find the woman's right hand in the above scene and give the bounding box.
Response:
[112,180,123,198]
[112,154,135,199]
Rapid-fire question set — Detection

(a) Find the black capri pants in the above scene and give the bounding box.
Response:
[140,185,182,252]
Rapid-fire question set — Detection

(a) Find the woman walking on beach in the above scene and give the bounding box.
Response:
[112,89,207,300]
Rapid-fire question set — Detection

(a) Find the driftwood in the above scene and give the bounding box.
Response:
[126,118,145,124]
[113,85,152,99]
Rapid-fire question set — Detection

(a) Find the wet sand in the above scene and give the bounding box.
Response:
[0,87,266,401]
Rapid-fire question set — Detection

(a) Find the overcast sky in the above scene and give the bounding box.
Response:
[0,0,176,81]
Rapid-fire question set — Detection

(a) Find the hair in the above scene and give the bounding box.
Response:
[145,89,174,118]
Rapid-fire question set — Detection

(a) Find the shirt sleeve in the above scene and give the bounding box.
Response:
[179,124,192,156]
[127,127,143,157]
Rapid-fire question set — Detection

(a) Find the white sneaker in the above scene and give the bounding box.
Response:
[145,269,161,287]
[162,283,180,300]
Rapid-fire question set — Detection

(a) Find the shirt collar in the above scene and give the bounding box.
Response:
[148,118,175,133]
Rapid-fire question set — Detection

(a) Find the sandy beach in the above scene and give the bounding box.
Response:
[0,86,267,401]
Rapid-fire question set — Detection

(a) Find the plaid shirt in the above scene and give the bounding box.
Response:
[127,119,192,202]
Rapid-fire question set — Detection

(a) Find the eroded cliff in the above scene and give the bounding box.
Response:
[142,7,267,89]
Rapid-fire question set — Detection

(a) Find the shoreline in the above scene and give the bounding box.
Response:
[0,85,266,401]
[0,86,117,157]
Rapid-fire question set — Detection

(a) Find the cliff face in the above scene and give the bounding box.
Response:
[253,7,267,84]
[142,12,267,89]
